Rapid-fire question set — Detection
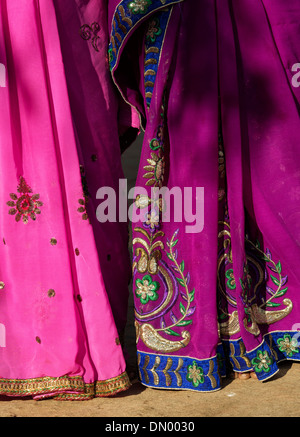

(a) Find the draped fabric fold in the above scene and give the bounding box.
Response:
[0,0,131,400]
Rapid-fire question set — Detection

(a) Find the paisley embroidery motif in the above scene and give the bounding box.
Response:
[7,177,43,224]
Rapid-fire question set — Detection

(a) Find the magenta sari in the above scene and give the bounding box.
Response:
[0,0,131,399]
[109,0,300,391]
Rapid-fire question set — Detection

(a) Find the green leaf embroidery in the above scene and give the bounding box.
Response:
[274,287,288,298]
[176,277,185,287]
[266,302,281,307]
[177,320,193,327]
[180,302,186,315]
[166,328,181,337]
[270,274,280,286]
[189,289,195,302]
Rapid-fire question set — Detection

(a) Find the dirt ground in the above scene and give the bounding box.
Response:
[1,138,300,419]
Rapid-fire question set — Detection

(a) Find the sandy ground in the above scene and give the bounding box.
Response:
[1,317,300,418]
[1,138,300,419]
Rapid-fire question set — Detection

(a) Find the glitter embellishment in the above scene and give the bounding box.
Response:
[7,177,43,224]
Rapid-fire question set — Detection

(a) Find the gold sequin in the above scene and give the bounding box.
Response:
[115,338,121,345]
[91,154,98,162]
[77,295,82,302]
[47,289,55,298]
[0,282,5,290]
[75,248,80,256]
[50,238,57,246]
[36,336,41,344]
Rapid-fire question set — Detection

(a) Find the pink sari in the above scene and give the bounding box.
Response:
[0,0,131,399]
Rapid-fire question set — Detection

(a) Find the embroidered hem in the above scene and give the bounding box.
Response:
[137,331,300,392]
[0,371,131,401]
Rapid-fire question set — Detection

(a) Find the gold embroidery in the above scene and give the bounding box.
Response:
[229,343,240,369]
[207,360,217,389]
[239,341,252,368]
[77,199,89,221]
[47,289,55,298]
[218,311,240,337]
[141,355,150,383]
[150,356,161,385]
[50,238,57,246]
[136,322,191,353]
[174,358,183,387]
[163,357,172,386]
[0,372,130,399]
[7,177,43,224]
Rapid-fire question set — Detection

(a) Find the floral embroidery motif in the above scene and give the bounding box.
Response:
[143,210,160,232]
[79,22,100,52]
[186,361,204,387]
[143,150,165,187]
[135,274,160,304]
[277,334,299,357]
[7,177,43,224]
[146,17,162,42]
[128,0,152,14]
[225,269,236,290]
[251,350,273,373]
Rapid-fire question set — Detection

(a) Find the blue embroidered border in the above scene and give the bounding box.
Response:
[144,8,172,107]
[109,0,183,72]
[137,331,300,392]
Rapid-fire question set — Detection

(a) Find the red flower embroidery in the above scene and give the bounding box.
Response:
[7,177,43,224]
